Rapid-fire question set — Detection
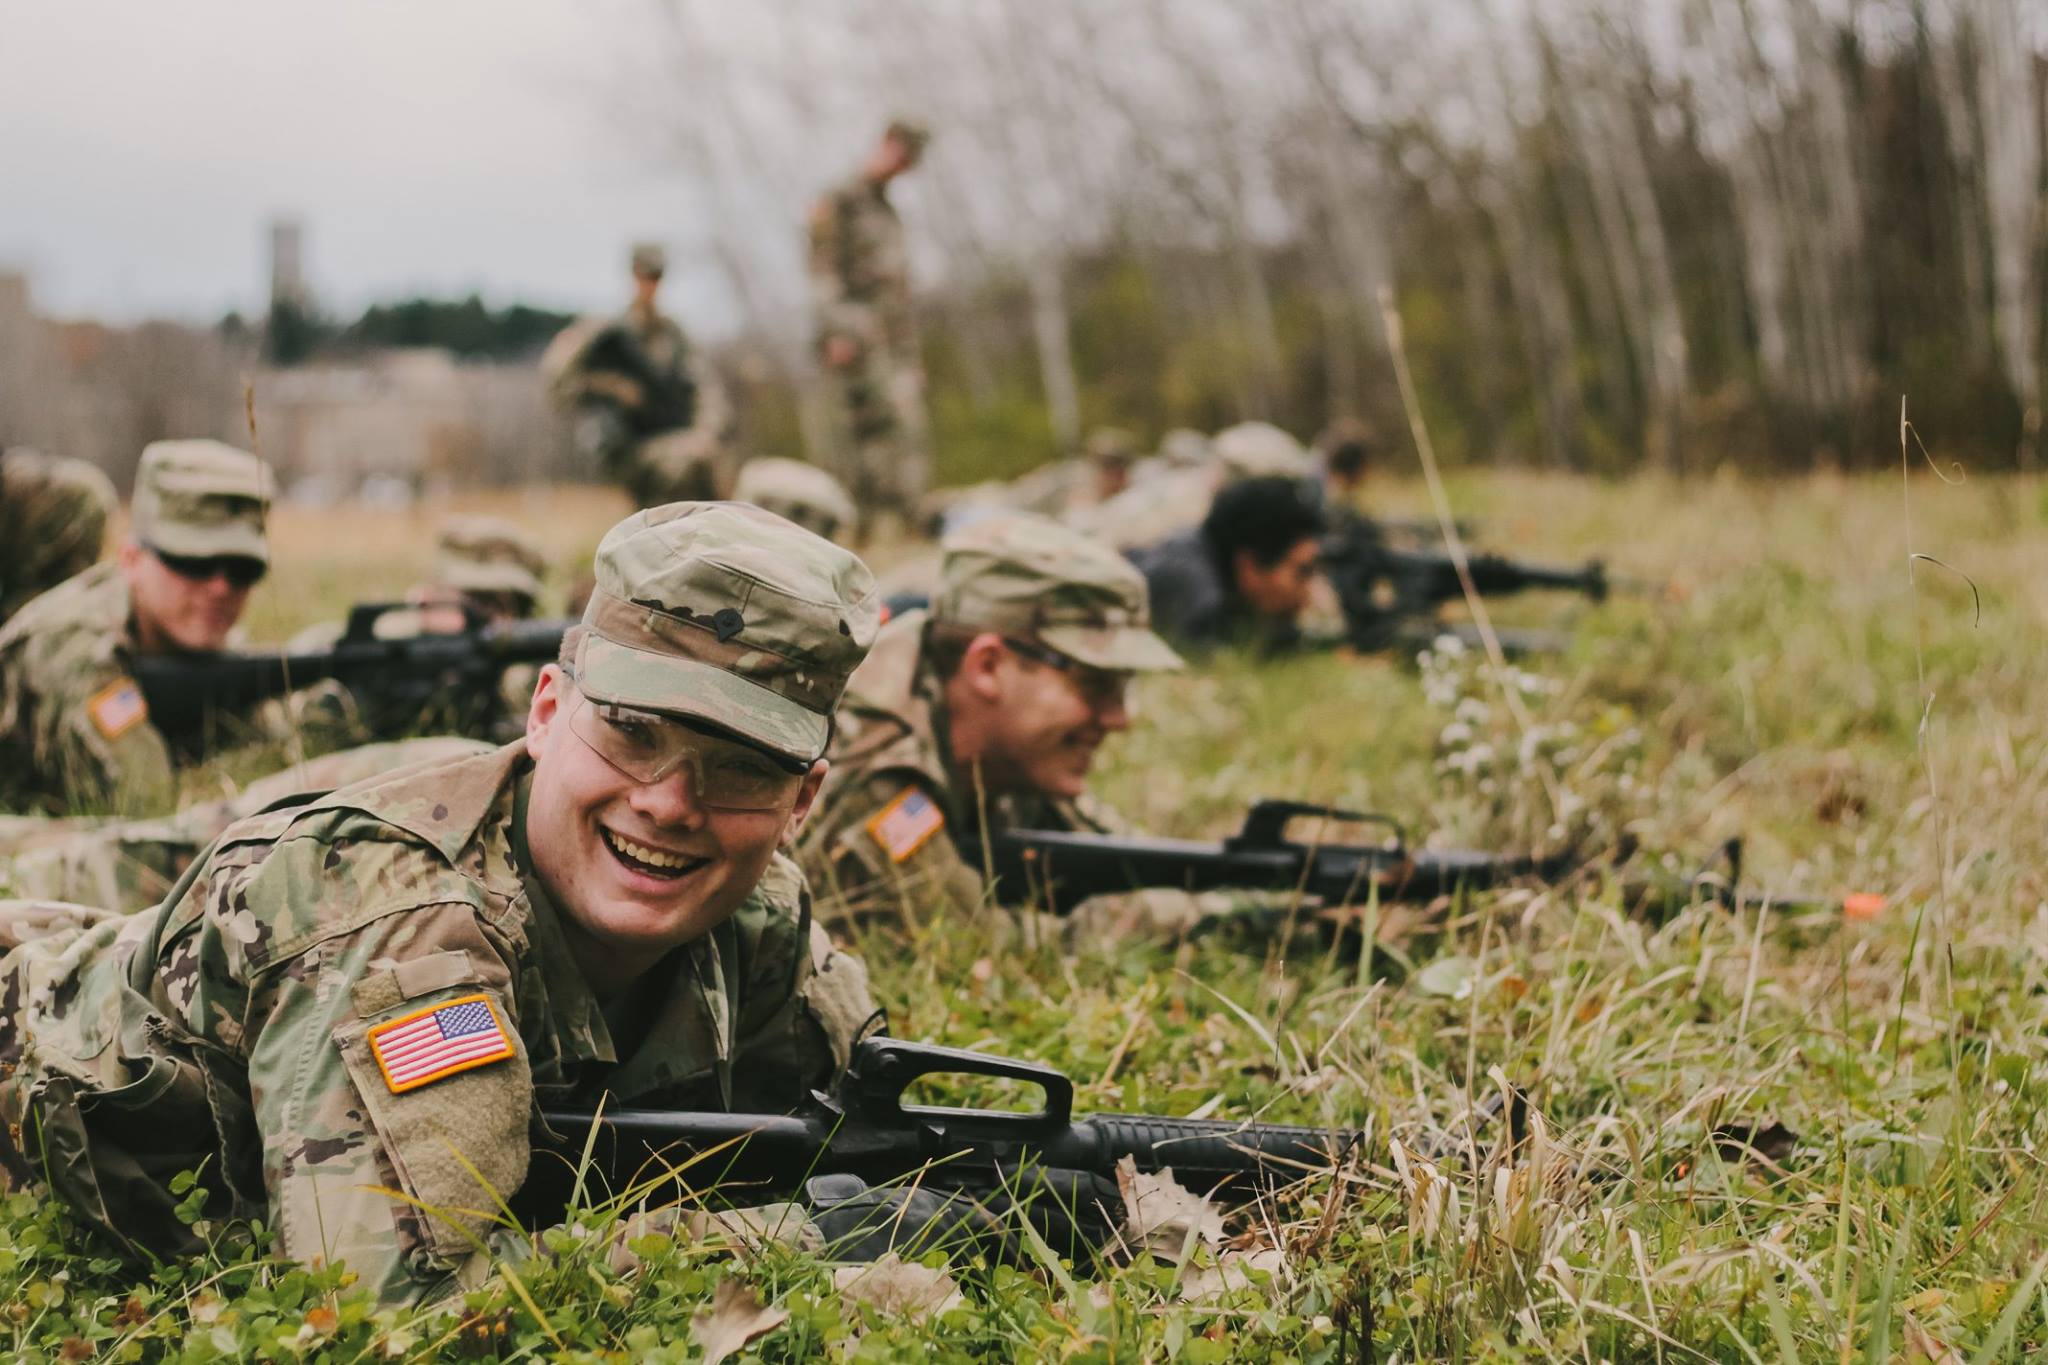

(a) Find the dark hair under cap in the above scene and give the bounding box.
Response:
[1201,476,1327,575]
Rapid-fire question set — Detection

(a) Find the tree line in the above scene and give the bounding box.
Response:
[618,0,2044,481]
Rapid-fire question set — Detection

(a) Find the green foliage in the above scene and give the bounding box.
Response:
[342,294,577,361]
[18,470,2048,1359]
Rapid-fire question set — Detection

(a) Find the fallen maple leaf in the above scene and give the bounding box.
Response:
[1902,1310,1961,1365]
[691,1279,789,1365]
[832,1253,966,1322]
[1178,1247,1287,1302]
[1117,1156,1226,1262]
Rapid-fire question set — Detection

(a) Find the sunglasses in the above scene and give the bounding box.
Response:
[568,693,807,811]
[1002,637,1131,709]
[150,546,267,589]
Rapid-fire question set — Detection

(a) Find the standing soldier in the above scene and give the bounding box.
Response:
[809,119,930,538]
[0,439,273,816]
[0,447,117,626]
[543,242,733,508]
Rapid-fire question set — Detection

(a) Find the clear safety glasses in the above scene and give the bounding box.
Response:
[568,694,806,811]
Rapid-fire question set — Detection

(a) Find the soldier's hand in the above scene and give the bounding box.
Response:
[823,335,861,370]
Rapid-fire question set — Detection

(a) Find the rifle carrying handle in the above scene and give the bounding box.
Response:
[1229,799,1405,855]
[842,1038,1075,1133]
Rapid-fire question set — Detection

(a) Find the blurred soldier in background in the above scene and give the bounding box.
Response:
[922,425,1139,538]
[809,119,930,538]
[0,448,116,626]
[1131,475,1328,654]
[0,439,273,815]
[289,514,550,651]
[1311,418,1376,508]
[1089,420,1311,550]
[0,736,489,909]
[275,514,552,743]
[798,513,1184,926]
[733,456,857,544]
[544,242,733,507]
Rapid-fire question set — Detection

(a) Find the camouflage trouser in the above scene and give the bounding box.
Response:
[0,738,491,911]
[0,451,116,625]
[827,358,929,534]
[574,413,732,510]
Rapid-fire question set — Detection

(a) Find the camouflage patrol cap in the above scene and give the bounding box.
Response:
[131,439,273,563]
[436,514,548,602]
[573,501,880,762]
[1083,427,1139,468]
[1212,422,1309,482]
[1157,428,1212,469]
[732,458,856,542]
[630,242,667,277]
[935,513,1182,673]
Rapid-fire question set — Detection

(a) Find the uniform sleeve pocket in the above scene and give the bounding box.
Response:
[334,989,533,1268]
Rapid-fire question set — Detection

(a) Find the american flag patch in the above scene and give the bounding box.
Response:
[367,993,514,1094]
[865,787,944,863]
[87,680,148,741]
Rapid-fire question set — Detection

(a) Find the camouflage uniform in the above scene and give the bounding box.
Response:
[0,737,489,909]
[0,448,116,627]
[0,441,273,816]
[809,125,931,532]
[544,245,735,508]
[798,515,1186,928]
[0,501,882,1305]
[732,457,857,545]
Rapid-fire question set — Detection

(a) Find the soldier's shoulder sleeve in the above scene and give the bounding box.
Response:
[231,820,534,1303]
[26,621,172,815]
[801,766,987,923]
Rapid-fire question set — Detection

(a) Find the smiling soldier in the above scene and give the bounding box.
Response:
[0,501,884,1304]
[797,513,1183,922]
[0,439,273,815]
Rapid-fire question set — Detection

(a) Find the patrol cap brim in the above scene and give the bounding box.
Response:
[1038,622,1184,673]
[146,517,270,565]
[441,560,543,601]
[574,632,828,763]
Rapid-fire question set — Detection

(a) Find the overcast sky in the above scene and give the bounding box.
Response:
[0,1,735,327]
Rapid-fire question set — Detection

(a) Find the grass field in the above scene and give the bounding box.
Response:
[11,466,2048,1361]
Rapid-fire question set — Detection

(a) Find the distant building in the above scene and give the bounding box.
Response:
[269,218,310,315]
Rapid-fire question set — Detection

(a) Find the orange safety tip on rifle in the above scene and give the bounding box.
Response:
[1842,892,1887,921]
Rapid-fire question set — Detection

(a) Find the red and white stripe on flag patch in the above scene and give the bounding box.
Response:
[866,787,944,863]
[367,993,514,1094]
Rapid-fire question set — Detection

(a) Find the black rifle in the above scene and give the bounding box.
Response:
[530,1036,1358,1259]
[570,320,698,438]
[1321,518,1607,651]
[130,602,569,749]
[974,798,1853,922]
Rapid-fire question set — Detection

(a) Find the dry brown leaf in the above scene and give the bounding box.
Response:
[691,1278,789,1365]
[831,1253,966,1322]
[1177,1247,1287,1303]
[1902,1310,1961,1365]
[1116,1156,1227,1262]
